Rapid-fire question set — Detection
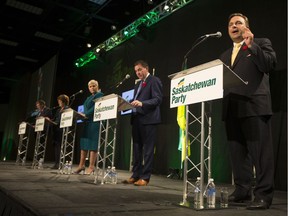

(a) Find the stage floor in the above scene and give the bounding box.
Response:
[0,161,286,216]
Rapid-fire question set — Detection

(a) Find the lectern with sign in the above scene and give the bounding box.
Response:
[31,117,56,169]
[16,121,34,166]
[93,94,133,184]
[168,59,247,209]
[58,108,87,173]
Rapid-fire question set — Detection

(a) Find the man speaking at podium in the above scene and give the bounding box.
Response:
[123,60,163,186]
[220,13,277,210]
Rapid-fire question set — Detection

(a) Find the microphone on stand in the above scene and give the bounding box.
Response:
[70,90,83,98]
[203,31,222,38]
[115,74,131,88]
[183,31,222,69]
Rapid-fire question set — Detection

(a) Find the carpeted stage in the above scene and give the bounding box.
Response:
[0,162,286,216]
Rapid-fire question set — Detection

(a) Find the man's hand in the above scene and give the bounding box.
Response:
[241,27,254,48]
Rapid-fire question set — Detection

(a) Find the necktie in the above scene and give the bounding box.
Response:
[231,43,242,65]
[134,81,142,100]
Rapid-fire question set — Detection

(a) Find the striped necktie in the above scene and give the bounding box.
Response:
[231,43,242,65]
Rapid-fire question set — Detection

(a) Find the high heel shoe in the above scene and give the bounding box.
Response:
[85,168,95,175]
[73,166,85,174]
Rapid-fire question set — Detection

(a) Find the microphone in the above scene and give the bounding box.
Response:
[70,90,83,98]
[204,31,222,38]
[116,74,130,88]
[183,31,222,68]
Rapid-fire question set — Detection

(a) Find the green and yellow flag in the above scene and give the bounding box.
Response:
[177,105,190,165]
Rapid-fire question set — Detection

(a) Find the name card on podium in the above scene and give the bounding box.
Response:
[60,109,74,128]
[93,96,117,121]
[35,117,45,132]
[18,122,27,135]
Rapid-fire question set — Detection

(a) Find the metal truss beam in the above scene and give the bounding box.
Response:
[75,0,194,67]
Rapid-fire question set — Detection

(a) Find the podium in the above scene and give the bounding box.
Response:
[92,93,133,184]
[31,117,56,169]
[16,121,34,166]
[168,59,247,208]
[58,108,87,173]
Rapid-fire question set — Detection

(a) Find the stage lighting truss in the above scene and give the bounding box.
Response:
[75,0,195,68]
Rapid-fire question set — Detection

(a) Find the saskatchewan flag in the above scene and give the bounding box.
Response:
[177,105,190,166]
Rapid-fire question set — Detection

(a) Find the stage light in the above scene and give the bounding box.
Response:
[147,0,153,4]
[164,4,170,11]
[96,47,101,53]
[86,43,92,48]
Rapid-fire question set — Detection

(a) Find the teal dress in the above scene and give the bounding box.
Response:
[80,91,103,150]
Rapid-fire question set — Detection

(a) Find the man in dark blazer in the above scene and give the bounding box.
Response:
[123,60,163,186]
[220,13,277,210]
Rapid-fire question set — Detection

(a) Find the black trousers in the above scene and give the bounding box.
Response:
[225,115,274,204]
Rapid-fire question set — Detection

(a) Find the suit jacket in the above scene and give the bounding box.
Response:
[220,38,277,120]
[131,74,163,125]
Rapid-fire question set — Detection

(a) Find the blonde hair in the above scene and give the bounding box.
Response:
[88,79,98,86]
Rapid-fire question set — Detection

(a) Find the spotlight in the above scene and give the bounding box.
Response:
[96,47,101,53]
[164,4,169,11]
[111,25,117,31]
[86,43,92,48]
[147,0,153,4]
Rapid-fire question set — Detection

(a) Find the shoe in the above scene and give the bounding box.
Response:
[73,166,85,174]
[247,199,270,210]
[134,179,148,186]
[228,192,252,203]
[85,168,95,175]
[122,178,138,184]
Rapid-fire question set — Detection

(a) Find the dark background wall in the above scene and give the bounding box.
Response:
[1,0,286,190]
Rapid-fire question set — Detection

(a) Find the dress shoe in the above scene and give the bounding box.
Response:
[85,167,95,175]
[134,179,148,186]
[247,199,270,210]
[228,194,252,203]
[122,178,138,184]
[73,166,85,174]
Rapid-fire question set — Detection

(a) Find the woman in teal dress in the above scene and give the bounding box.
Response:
[74,79,103,174]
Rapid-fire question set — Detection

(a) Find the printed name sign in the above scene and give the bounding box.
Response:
[18,122,27,135]
[35,117,45,132]
[60,109,74,128]
[94,97,117,121]
[170,64,223,108]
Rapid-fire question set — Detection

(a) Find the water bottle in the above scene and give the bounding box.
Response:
[111,166,118,184]
[104,166,112,184]
[194,177,202,209]
[63,161,69,174]
[38,158,44,169]
[22,156,26,166]
[207,178,216,208]
[67,161,72,174]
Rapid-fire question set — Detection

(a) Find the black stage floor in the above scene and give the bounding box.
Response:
[0,161,287,216]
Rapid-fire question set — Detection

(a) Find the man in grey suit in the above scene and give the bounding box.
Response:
[123,60,163,186]
[220,13,277,210]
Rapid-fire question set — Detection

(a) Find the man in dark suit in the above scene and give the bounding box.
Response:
[123,60,163,186]
[220,13,277,210]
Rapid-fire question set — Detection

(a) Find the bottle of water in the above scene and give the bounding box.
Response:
[111,166,118,184]
[104,166,112,184]
[38,158,44,169]
[63,161,69,174]
[22,156,26,166]
[207,178,216,208]
[194,177,202,209]
[67,161,72,174]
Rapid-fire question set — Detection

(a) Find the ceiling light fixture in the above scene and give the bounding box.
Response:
[15,55,38,63]
[0,38,18,46]
[35,31,63,42]
[6,0,43,15]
